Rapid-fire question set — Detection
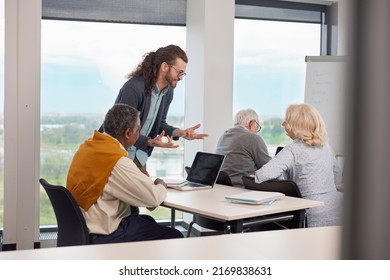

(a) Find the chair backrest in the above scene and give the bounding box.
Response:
[275,146,284,155]
[39,178,90,247]
[241,175,302,198]
[216,171,233,186]
[185,166,233,186]
[242,175,306,229]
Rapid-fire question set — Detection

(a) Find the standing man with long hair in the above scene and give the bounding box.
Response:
[101,45,207,175]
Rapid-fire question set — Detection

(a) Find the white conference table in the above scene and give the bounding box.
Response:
[0,226,342,260]
[162,184,324,232]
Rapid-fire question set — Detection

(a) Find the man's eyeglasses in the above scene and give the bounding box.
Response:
[170,65,186,78]
[253,120,262,132]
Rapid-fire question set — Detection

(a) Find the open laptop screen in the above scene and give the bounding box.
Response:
[186,152,225,186]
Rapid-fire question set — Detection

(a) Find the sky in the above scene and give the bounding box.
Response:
[39,20,187,115]
[0,7,321,119]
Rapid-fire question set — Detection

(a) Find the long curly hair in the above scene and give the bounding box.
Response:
[128,45,188,96]
[284,103,328,147]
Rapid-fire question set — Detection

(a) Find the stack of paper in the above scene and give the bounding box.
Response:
[225,191,285,205]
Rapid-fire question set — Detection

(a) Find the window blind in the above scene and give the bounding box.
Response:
[42,0,187,26]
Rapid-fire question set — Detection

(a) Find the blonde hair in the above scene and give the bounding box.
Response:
[234,108,260,127]
[284,104,327,147]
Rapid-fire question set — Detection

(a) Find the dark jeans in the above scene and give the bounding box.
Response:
[89,214,183,244]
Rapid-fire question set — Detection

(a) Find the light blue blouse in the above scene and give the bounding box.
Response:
[255,139,343,227]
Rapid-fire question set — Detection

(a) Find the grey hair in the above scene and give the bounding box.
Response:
[234,108,260,126]
[103,104,140,139]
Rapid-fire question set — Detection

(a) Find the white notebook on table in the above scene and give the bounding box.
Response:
[225,191,285,205]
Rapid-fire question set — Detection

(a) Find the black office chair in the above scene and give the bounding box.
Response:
[275,146,284,155]
[241,175,307,229]
[39,178,90,247]
[185,166,233,237]
[216,170,233,186]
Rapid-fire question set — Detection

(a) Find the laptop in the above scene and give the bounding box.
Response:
[164,152,225,191]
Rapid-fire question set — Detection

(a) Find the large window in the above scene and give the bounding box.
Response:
[233,19,321,154]
[40,20,185,225]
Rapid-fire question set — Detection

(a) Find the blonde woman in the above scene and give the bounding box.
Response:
[255,104,343,227]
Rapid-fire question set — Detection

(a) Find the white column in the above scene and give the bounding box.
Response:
[183,0,234,232]
[184,0,234,166]
[337,0,350,55]
[3,0,41,250]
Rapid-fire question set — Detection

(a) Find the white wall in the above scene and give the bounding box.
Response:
[336,0,350,55]
[184,0,234,165]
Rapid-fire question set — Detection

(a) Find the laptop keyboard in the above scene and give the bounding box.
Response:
[185,182,205,187]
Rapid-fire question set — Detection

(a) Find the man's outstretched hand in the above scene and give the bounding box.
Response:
[149,130,180,148]
[177,124,208,140]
